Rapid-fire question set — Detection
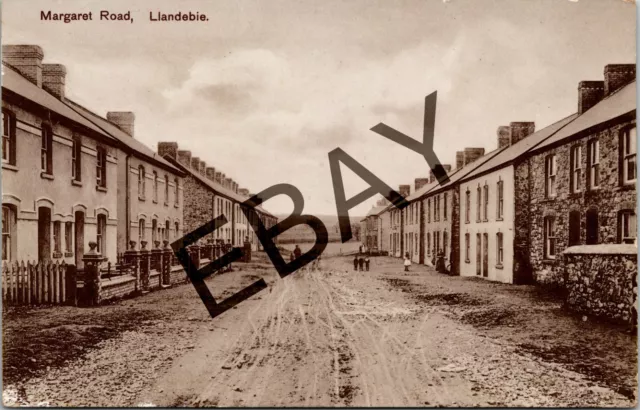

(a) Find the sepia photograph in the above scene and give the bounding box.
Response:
[0,0,637,407]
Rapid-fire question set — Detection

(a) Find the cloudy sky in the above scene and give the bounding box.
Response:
[3,0,635,217]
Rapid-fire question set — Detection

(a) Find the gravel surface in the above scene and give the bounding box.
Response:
[3,254,637,407]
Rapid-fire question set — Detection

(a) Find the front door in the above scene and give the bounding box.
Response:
[75,211,85,269]
[476,234,481,276]
[38,207,51,262]
[482,233,489,277]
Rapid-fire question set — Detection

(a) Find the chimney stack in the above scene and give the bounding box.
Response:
[220,173,226,185]
[42,64,66,99]
[463,148,485,166]
[214,172,222,184]
[177,150,192,168]
[398,184,411,197]
[577,81,605,115]
[497,126,510,149]
[206,167,216,181]
[239,188,250,196]
[455,151,465,169]
[107,111,135,137]
[191,156,200,171]
[509,122,535,145]
[2,45,44,87]
[604,64,636,96]
[158,142,178,160]
[199,161,206,176]
[225,177,232,189]
[415,177,429,192]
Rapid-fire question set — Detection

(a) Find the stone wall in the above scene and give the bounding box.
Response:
[182,174,215,243]
[564,244,637,324]
[529,117,636,285]
[513,158,533,284]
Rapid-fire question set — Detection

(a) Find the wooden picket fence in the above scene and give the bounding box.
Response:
[2,260,74,306]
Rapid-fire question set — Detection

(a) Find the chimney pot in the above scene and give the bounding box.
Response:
[509,122,535,145]
[214,171,223,184]
[199,161,206,176]
[604,64,635,96]
[106,111,135,137]
[414,177,430,192]
[463,148,485,166]
[398,184,411,197]
[206,167,216,181]
[177,150,192,168]
[158,142,178,160]
[225,177,232,189]
[42,64,66,99]
[577,81,605,115]
[497,125,511,149]
[455,151,464,170]
[191,157,200,172]
[2,44,44,86]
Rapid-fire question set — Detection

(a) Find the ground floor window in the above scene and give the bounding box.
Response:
[2,205,15,261]
[496,232,503,267]
[544,216,556,259]
[53,221,61,255]
[139,219,146,245]
[619,210,637,244]
[97,214,107,254]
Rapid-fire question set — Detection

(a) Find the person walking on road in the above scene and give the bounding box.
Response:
[358,256,364,271]
[365,256,370,271]
[353,255,359,271]
[404,252,411,272]
[293,244,302,260]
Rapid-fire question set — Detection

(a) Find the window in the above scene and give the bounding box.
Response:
[619,211,637,244]
[96,214,107,254]
[165,221,170,240]
[586,209,599,245]
[465,189,470,223]
[138,166,146,199]
[496,232,503,267]
[426,232,431,256]
[427,199,431,223]
[153,171,159,202]
[53,221,61,254]
[545,155,556,198]
[483,184,489,221]
[443,230,448,259]
[174,177,179,206]
[41,123,53,174]
[65,222,72,253]
[443,193,448,220]
[164,175,169,205]
[544,216,556,259]
[570,145,581,193]
[587,140,600,189]
[435,195,440,221]
[496,180,504,220]
[2,109,16,165]
[2,205,14,261]
[175,221,180,239]
[72,138,82,182]
[568,210,581,246]
[476,186,481,222]
[96,146,107,188]
[465,233,470,262]
[139,219,146,244]
[621,127,636,184]
[152,219,158,244]
[415,232,418,253]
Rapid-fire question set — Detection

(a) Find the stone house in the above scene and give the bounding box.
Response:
[360,199,387,253]
[379,184,410,258]
[2,46,119,266]
[523,65,636,285]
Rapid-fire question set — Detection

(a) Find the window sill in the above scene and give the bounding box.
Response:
[2,163,18,172]
[71,179,83,187]
[496,217,504,222]
[41,172,54,180]
[139,196,146,202]
[52,251,63,259]
[495,263,504,270]
[96,186,107,193]
[616,184,635,192]
[64,252,74,257]
[465,259,470,264]
[164,202,169,207]
[542,258,557,264]
[152,199,158,204]
[174,203,179,208]
[482,219,489,223]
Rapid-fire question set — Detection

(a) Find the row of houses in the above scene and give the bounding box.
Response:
[1,44,277,270]
[362,63,636,286]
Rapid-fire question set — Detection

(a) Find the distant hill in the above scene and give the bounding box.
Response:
[273,214,364,243]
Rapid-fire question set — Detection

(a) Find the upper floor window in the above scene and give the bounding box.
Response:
[465,189,470,223]
[427,199,431,223]
[443,193,448,220]
[483,184,489,221]
[570,145,582,193]
[96,146,107,188]
[545,155,557,198]
[153,171,159,202]
[587,139,600,189]
[2,109,16,165]
[621,127,636,184]
[41,123,53,175]
[138,166,146,199]
[476,186,481,222]
[435,195,440,221]
[496,179,504,220]
[164,175,169,205]
[72,137,82,182]
[544,216,556,259]
[174,177,179,206]
[619,210,637,244]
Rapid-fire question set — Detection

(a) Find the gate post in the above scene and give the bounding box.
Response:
[139,240,151,293]
[152,240,163,287]
[162,240,172,286]
[124,241,141,292]
[82,241,103,306]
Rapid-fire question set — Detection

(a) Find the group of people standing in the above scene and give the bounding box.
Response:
[353,254,370,271]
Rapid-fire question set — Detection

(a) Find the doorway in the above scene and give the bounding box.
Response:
[74,211,85,269]
[38,207,52,262]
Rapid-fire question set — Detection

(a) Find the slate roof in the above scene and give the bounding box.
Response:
[2,64,116,141]
[65,99,183,175]
[365,205,387,218]
[460,113,579,183]
[532,80,636,153]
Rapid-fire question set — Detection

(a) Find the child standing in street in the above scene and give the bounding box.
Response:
[404,252,411,272]
[364,256,370,271]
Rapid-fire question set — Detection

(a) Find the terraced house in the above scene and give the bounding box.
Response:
[2,45,119,266]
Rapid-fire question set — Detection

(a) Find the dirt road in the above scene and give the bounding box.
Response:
[3,254,637,407]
